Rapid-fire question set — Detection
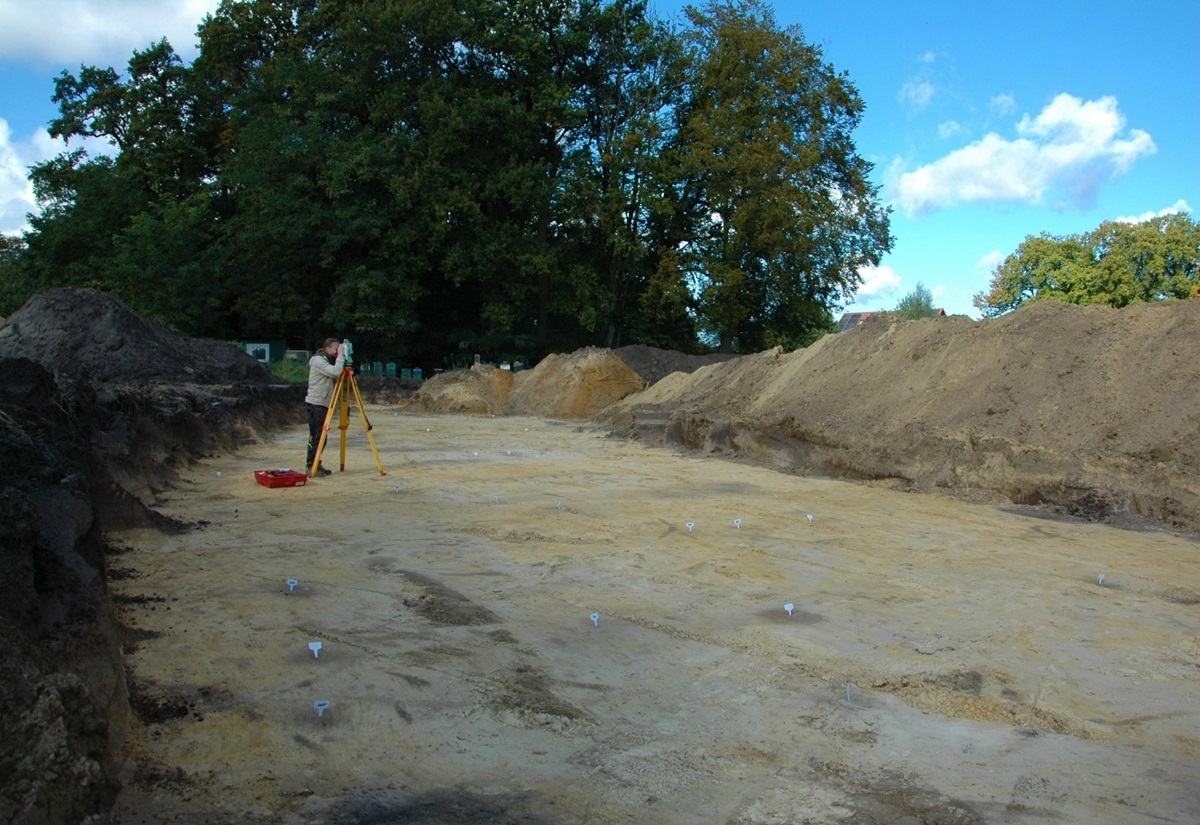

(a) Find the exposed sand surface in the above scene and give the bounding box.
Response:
[106,410,1200,824]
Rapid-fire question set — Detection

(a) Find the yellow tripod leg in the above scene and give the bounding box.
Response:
[309,372,344,476]
[347,372,387,477]
[338,378,350,472]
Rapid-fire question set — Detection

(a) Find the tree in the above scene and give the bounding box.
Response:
[974,213,1200,316]
[557,0,687,348]
[894,282,937,319]
[8,0,895,364]
[667,0,891,352]
[18,39,228,332]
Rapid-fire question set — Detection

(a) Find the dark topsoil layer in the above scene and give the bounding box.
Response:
[610,344,739,386]
[0,289,305,824]
[2,287,1198,823]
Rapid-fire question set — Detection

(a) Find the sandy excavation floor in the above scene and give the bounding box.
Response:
[105,409,1200,824]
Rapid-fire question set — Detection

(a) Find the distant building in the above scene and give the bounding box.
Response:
[836,311,886,332]
[836,309,945,332]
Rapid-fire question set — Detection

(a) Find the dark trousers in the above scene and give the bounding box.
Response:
[306,403,328,471]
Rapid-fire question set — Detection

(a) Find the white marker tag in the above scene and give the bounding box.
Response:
[314,700,330,717]
[686,522,695,532]
[286,579,298,593]
[308,641,323,659]
[784,602,794,616]
[590,613,599,627]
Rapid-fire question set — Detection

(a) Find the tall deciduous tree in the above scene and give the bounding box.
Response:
[559,0,687,348]
[973,214,1200,316]
[3,0,898,364]
[668,0,891,352]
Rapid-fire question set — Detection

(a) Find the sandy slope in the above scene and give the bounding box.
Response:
[106,410,1200,824]
[599,301,1200,534]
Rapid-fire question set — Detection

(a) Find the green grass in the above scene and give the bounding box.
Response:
[269,359,309,383]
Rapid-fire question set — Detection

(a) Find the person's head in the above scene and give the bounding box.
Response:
[317,337,339,361]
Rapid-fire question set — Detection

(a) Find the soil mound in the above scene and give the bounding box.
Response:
[410,365,516,415]
[0,287,275,388]
[600,300,1200,534]
[412,348,645,419]
[0,289,305,512]
[613,344,739,385]
[506,348,644,418]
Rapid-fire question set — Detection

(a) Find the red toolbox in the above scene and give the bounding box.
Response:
[254,469,308,488]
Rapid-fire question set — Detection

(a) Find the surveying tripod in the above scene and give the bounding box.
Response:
[309,367,387,477]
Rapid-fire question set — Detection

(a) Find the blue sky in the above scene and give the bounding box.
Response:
[2,0,1197,318]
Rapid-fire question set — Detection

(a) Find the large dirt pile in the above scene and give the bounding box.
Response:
[506,348,644,418]
[600,300,1200,534]
[0,287,274,388]
[409,365,515,415]
[612,344,739,385]
[412,348,645,419]
[0,289,305,512]
[0,289,305,824]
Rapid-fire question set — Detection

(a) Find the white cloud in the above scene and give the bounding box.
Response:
[856,264,902,297]
[975,249,1005,271]
[888,94,1156,216]
[899,79,935,110]
[0,0,220,65]
[920,50,936,63]
[989,93,1017,116]
[0,119,38,234]
[1115,199,1192,224]
[937,120,963,139]
[0,118,115,234]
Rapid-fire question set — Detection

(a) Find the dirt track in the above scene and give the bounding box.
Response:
[107,410,1200,824]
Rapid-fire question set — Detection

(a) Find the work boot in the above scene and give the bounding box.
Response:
[316,465,332,477]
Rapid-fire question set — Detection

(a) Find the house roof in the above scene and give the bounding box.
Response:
[836,309,946,332]
[836,312,885,332]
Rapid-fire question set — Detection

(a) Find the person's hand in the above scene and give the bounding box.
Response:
[337,343,346,357]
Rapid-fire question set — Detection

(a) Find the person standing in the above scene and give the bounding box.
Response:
[306,337,345,476]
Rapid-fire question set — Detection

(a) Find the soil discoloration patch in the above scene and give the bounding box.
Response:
[400,570,501,626]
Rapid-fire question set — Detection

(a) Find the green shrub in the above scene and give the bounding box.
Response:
[270,359,309,383]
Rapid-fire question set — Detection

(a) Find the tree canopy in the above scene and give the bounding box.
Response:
[1,0,890,367]
[670,0,891,352]
[973,214,1200,317]
[894,282,936,320]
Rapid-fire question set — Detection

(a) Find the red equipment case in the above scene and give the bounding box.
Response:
[254,469,308,488]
